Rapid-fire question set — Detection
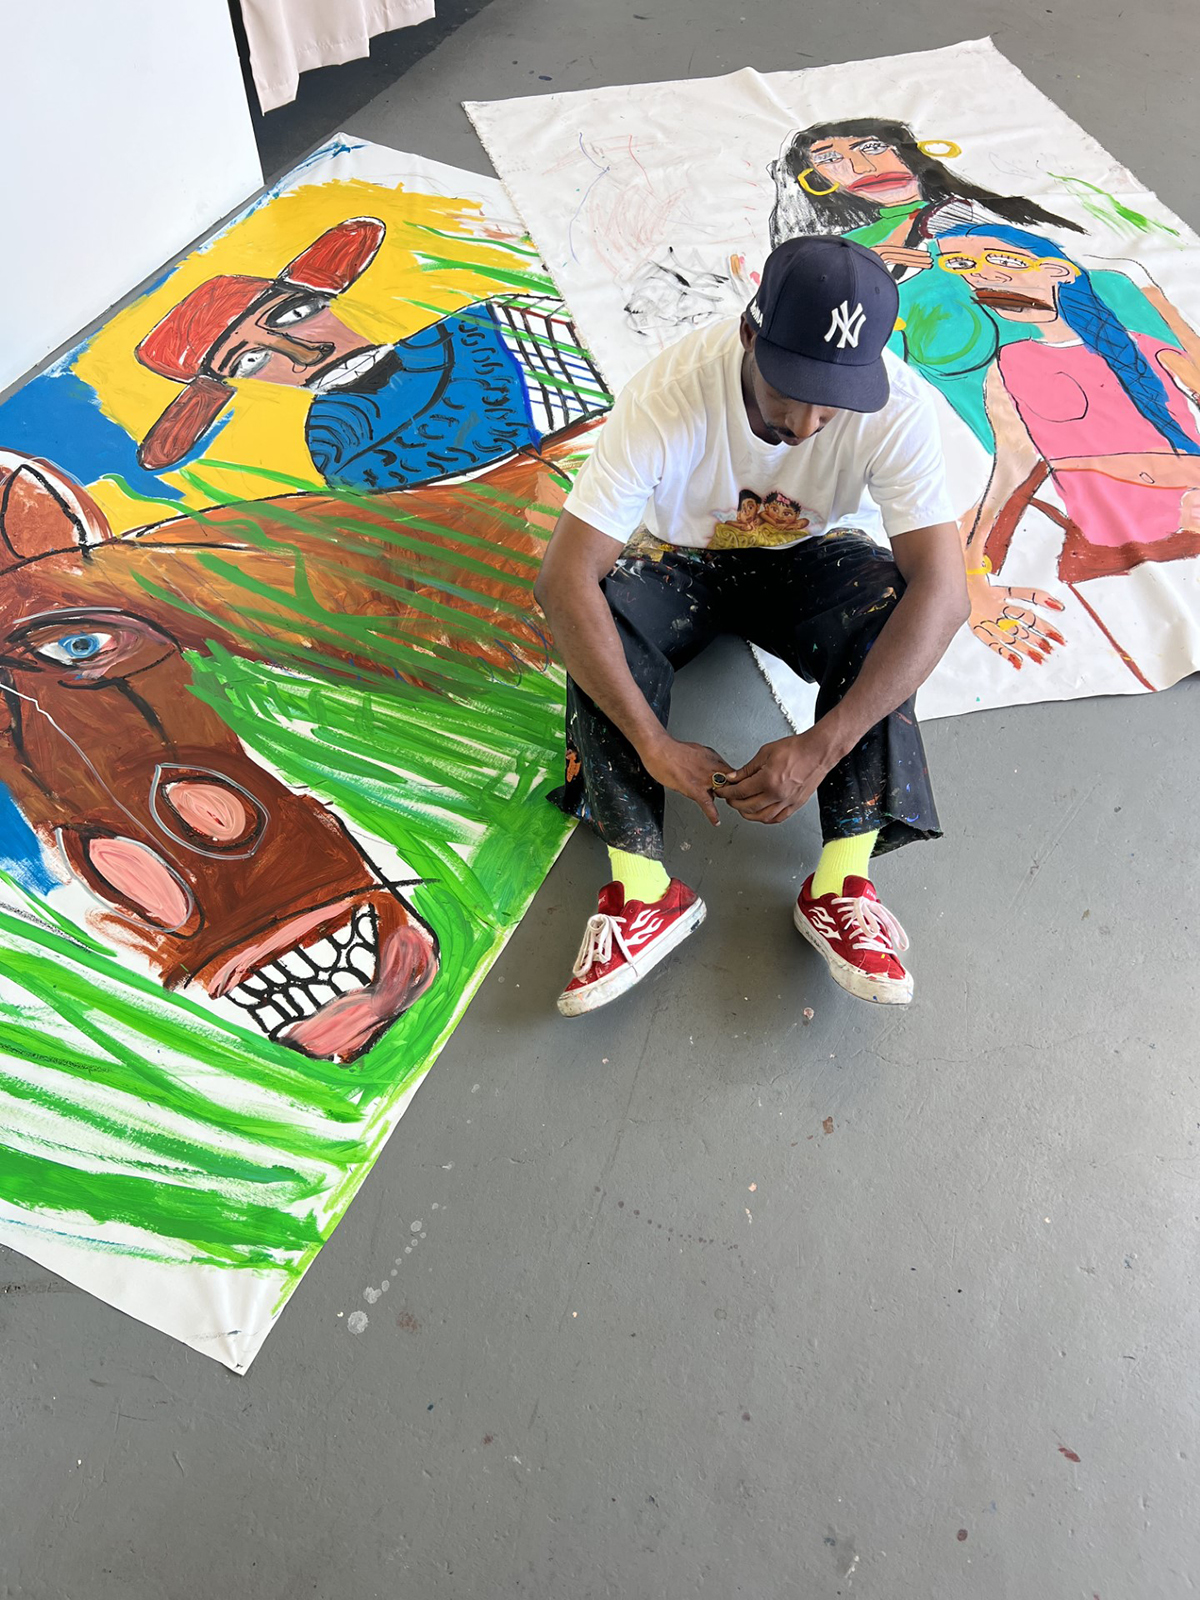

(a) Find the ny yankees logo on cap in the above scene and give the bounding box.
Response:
[824,299,867,349]
[743,235,899,413]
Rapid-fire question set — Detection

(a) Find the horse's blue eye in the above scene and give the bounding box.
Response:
[35,631,112,666]
[62,634,101,658]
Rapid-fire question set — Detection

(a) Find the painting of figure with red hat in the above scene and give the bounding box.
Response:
[0,140,615,1367]
[0,159,603,1073]
[134,215,608,490]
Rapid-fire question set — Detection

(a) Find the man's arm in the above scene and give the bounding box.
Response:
[962,365,1043,561]
[957,365,1068,669]
[535,510,733,827]
[1141,284,1200,399]
[721,523,970,825]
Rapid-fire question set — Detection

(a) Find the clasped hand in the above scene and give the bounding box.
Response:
[643,731,836,828]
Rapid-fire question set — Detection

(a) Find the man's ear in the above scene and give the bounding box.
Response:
[739,317,756,351]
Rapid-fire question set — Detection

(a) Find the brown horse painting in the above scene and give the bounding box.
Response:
[0,428,594,1062]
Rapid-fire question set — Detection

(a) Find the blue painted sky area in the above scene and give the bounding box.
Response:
[0,783,57,895]
[0,368,186,502]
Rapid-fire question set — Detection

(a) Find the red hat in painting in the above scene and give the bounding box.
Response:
[136,217,385,471]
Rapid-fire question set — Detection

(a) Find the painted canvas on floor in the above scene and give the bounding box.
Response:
[467,38,1200,724]
[0,137,608,1370]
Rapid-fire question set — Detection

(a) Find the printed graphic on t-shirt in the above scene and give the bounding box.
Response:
[710,488,814,550]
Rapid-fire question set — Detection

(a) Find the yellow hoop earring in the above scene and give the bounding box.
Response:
[917,138,962,160]
[797,167,840,196]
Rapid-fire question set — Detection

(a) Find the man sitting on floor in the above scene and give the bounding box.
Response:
[535,236,970,1015]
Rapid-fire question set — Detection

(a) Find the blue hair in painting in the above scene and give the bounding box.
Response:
[938,223,1200,456]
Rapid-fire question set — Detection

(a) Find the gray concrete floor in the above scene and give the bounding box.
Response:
[3,2,1200,1596]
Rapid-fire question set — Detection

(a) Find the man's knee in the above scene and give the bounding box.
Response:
[832,533,905,621]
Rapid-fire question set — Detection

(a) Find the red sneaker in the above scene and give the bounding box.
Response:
[793,874,913,1004]
[557,879,706,1016]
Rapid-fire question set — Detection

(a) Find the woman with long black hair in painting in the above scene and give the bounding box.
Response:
[768,118,1082,263]
[766,118,1174,448]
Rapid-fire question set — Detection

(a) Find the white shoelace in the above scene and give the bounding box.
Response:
[833,894,910,956]
[572,912,636,979]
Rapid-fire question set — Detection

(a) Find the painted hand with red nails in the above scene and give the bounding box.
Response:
[966,574,1067,669]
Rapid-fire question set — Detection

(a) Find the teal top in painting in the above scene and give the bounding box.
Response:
[842,218,1175,447]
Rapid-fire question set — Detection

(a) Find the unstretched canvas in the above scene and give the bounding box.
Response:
[0,138,608,1370]
[468,39,1200,723]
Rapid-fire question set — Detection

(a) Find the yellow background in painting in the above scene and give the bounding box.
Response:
[75,177,534,536]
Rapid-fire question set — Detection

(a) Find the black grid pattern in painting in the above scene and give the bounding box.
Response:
[491,296,611,436]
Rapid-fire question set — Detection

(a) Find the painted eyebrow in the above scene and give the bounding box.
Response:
[213,339,252,374]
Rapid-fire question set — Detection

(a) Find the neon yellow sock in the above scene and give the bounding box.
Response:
[608,848,671,903]
[811,830,880,897]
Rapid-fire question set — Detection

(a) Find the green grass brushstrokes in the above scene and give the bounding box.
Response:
[1049,173,1181,239]
[0,327,596,1278]
[0,633,572,1271]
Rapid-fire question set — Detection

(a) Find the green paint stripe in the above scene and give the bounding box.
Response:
[186,461,550,564]
[409,221,541,259]
[416,251,558,294]
[0,1142,324,1265]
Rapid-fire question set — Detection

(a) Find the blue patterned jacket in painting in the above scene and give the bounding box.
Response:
[305,296,607,492]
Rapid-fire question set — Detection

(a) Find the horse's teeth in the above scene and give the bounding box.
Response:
[309,982,337,1007]
[331,970,365,995]
[303,937,338,966]
[254,1003,286,1033]
[286,987,318,1017]
[279,949,315,979]
[259,962,287,983]
[331,923,353,947]
[240,973,269,995]
[347,947,377,981]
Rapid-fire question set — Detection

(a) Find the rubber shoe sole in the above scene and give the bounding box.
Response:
[557,898,707,1017]
[793,901,914,1005]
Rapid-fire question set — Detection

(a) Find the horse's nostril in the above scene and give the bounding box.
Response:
[163,780,253,843]
[150,766,265,855]
[86,836,193,930]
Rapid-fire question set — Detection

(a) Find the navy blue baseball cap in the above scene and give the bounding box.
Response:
[745,235,900,412]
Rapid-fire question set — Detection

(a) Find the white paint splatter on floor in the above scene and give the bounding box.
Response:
[351,1207,445,1322]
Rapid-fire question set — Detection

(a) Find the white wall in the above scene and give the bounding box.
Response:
[0,0,262,390]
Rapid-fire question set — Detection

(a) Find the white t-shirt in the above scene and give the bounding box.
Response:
[564,317,955,552]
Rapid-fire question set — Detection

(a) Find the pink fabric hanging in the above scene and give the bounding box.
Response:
[240,0,435,113]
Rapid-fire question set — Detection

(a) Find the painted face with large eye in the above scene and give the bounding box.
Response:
[207,288,378,392]
[6,612,177,682]
[937,237,1078,317]
[806,136,921,204]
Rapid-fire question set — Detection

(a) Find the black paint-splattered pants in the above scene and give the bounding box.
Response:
[549,528,941,858]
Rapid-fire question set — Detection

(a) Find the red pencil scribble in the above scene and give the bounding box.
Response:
[1058,1446,1082,1463]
